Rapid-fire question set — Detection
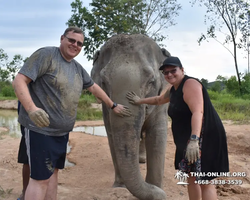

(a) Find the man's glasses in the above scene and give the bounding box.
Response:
[162,68,177,76]
[64,35,83,47]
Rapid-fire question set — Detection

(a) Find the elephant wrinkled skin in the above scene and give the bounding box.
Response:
[91,34,170,200]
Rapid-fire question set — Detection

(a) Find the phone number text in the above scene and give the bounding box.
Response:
[195,179,243,185]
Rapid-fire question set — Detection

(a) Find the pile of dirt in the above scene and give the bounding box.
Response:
[0,100,18,110]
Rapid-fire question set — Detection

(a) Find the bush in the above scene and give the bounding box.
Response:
[207,90,233,101]
[1,85,16,97]
[76,93,103,120]
[209,91,250,122]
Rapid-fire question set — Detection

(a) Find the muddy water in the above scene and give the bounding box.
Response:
[0,109,20,137]
[0,109,107,136]
[0,109,107,167]
[0,109,78,166]
[72,126,107,136]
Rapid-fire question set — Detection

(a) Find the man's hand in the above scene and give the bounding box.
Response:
[126,91,141,105]
[113,104,132,117]
[185,140,200,163]
[28,108,50,127]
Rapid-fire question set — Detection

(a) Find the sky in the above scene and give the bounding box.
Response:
[0,0,249,82]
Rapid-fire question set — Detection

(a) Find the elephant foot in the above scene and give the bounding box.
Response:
[139,155,146,163]
[112,181,126,188]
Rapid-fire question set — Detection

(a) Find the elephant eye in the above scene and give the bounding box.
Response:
[148,78,155,85]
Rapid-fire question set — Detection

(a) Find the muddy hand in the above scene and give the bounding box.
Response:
[28,109,50,127]
[113,104,132,117]
[185,140,200,163]
[126,91,141,105]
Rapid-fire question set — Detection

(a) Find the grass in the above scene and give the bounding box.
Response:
[0,89,249,122]
[0,89,103,121]
[0,95,16,100]
[0,185,13,199]
[76,91,103,121]
[208,90,250,123]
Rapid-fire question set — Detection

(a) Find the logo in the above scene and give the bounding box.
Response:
[174,170,189,185]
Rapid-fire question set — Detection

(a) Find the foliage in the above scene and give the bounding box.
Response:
[1,85,16,97]
[241,72,250,95]
[76,92,103,120]
[210,81,223,92]
[218,73,250,96]
[0,185,13,199]
[67,0,181,60]
[0,48,24,82]
[200,78,208,88]
[208,90,250,122]
[191,0,250,94]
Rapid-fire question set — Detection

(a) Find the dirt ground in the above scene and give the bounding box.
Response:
[0,100,249,200]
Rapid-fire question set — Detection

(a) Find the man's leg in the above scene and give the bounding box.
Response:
[17,125,30,200]
[25,169,59,200]
[24,178,49,200]
[45,169,59,200]
[22,163,30,198]
[24,130,68,200]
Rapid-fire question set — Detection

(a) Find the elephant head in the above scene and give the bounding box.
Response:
[91,34,170,200]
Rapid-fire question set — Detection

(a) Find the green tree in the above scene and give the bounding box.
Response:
[0,48,24,82]
[241,72,250,95]
[216,75,227,83]
[225,75,240,96]
[210,81,222,92]
[200,78,208,88]
[191,0,250,95]
[67,0,181,60]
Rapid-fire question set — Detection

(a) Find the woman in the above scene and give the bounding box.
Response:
[126,56,229,200]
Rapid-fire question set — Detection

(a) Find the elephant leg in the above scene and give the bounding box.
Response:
[139,131,146,163]
[145,114,167,188]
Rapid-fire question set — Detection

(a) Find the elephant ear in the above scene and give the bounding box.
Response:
[161,48,171,57]
[93,50,100,65]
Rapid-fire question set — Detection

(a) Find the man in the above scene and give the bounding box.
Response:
[17,101,30,200]
[12,26,131,200]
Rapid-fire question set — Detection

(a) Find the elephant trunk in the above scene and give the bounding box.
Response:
[111,114,166,200]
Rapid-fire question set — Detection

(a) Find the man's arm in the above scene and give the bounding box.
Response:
[87,83,131,117]
[12,73,50,127]
[12,73,37,112]
[87,83,113,108]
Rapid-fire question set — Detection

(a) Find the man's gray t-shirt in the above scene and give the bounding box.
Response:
[18,47,94,136]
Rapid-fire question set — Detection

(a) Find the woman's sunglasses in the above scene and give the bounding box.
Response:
[162,68,177,76]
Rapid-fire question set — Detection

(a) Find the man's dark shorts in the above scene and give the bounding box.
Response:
[25,129,69,180]
[17,125,28,164]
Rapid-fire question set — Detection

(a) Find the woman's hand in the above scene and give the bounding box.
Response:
[126,91,141,105]
[185,140,200,163]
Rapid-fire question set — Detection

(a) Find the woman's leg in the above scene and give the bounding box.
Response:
[200,184,217,200]
[187,176,201,200]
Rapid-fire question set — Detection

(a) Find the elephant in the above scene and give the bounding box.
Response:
[91,34,170,200]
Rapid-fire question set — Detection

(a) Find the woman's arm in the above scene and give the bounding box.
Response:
[126,85,171,105]
[183,79,204,163]
[183,79,204,138]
